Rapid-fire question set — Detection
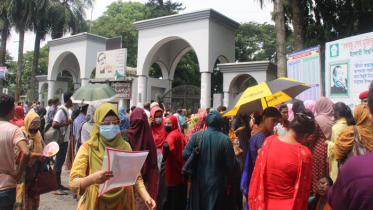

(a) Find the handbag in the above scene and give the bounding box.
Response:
[339,126,370,169]
[25,164,37,182]
[29,162,58,195]
[44,108,68,145]
[181,130,205,177]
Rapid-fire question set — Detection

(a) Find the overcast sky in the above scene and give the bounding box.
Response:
[7,0,273,61]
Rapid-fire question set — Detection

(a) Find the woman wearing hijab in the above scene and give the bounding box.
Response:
[69,103,156,210]
[248,110,315,210]
[325,102,355,182]
[183,110,236,210]
[149,106,166,172]
[334,104,373,165]
[158,115,187,210]
[305,100,317,116]
[119,107,129,130]
[127,108,158,210]
[306,97,335,195]
[232,113,251,172]
[185,108,208,142]
[14,112,45,210]
[37,108,46,138]
[10,106,25,128]
[172,113,182,132]
[292,99,306,118]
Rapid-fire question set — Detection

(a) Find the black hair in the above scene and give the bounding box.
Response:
[221,106,227,111]
[53,97,60,105]
[164,113,169,118]
[333,102,355,126]
[97,52,106,62]
[71,108,80,121]
[369,81,373,114]
[332,66,342,76]
[144,102,150,109]
[17,101,22,106]
[48,99,53,105]
[279,103,288,112]
[0,94,15,118]
[254,107,282,125]
[131,106,136,111]
[291,109,315,135]
[64,91,73,103]
[126,108,130,113]
[308,175,334,210]
[81,104,89,113]
[105,110,117,118]
[292,100,305,118]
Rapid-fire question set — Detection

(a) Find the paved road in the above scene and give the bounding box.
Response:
[39,168,78,210]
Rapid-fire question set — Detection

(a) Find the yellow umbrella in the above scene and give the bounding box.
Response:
[223,77,310,116]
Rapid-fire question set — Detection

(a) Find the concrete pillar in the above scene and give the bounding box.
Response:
[224,92,230,107]
[81,78,90,87]
[38,93,43,107]
[48,80,56,101]
[201,72,211,108]
[137,76,147,107]
[74,83,81,90]
[119,99,125,109]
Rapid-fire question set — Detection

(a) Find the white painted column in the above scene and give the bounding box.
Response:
[81,78,90,87]
[47,80,56,101]
[224,92,230,107]
[137,76,147,107]
[201,72,211,108]
[38,93,43,106]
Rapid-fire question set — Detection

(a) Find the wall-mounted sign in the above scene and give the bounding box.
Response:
[109,82,131,99]
[96,49,127,79]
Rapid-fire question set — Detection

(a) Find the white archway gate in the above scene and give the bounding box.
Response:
[218,61,278,107]
[134,9,239,108]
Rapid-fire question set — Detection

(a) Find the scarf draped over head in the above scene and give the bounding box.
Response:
[334,104,373,161]
[304,100,317,117]
[21,112,43,154]
[83,102,103,134]
[185,108,208,141]
[173,113,182,132]
[150,107,166,148]
[287,104,294,121]
[315,97,335,140]
[10,106,25,127]
[87,103,128,209]
[127,108,157,178]
[37,108,47,119]
[292,100,305,118]
[207,110,223,131]
[118,107,129,130]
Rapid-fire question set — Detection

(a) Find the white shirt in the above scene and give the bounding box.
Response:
[144,109,150,118]
[53,105,71,142]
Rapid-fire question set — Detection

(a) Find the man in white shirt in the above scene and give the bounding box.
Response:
[144,102,151,118]
[52,91,73,195]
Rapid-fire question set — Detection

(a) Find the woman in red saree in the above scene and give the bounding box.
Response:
[248,110,315,210]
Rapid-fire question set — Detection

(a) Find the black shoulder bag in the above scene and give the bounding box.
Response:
[181,130,205,177]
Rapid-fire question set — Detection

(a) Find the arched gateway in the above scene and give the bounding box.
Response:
[134,9,240,108]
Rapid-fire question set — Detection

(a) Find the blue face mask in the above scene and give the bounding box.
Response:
[164,126,172,133]
[99,124,120,139]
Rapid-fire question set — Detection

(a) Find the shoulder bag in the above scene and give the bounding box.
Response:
[44,108,68,145]
[181,130,205,177]
[338,126,370,169]
[29,161,58,195]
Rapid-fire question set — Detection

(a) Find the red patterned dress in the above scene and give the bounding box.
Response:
[305,121,329,195]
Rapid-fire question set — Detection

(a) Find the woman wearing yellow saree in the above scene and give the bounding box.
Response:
[69,103,156,210]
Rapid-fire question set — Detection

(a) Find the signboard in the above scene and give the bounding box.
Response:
[287,46,322,101]
[0,66,7,78]
[109,82,131,99]
[2,88,8,94]
[96,49,127,79]
[325,32,373,109]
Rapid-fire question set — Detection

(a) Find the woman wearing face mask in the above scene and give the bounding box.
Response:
[69,103,156,210]
[248,110,315,210]
[128,108,158,210]
[149,106,166,180]
[14,112,46,210]
[308,176,333,210]
[241,107,281,206]
[158,115,187,210]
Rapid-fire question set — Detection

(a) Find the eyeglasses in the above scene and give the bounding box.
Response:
[317,182,330,187]
[100,120,121,126]
[29,123,41,129]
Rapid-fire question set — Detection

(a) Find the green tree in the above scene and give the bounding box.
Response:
[8,0,33,101]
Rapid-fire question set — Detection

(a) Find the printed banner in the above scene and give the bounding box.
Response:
[96,49,127,79]
[0,66,7,78]
[109,82,131,99]
[325,32,373,109]
[286,46,321,101]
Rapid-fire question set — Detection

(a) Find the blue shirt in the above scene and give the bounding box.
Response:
[249,132,267,169]
[47,105,56,123]
[73,113,86,139]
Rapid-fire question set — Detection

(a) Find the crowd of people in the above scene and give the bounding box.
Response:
[1,85,373,210]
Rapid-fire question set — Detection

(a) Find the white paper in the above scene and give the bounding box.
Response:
[98,147,149,197]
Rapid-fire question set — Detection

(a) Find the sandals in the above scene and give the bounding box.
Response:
[60,185,70,191]
[53,190,68,195]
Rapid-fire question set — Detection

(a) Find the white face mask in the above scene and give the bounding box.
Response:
[155,117,162,125]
